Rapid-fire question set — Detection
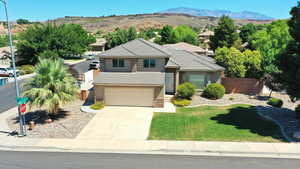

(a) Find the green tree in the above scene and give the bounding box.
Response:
[159,25,173,44]
[210,15,241,50]
[17,24,96,64]
[240,23,257,44]
[23,59,78,116]
[251,20,292,74]
[16,19,30,25]
[170,25,199,45]
[214,47,246,78]
[278,1,300,100]
[127,27,137,41]
[243,50,262,78]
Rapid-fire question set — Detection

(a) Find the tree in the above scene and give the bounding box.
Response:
[251,20,292,74]
[17,24,96,64]
[210,15,241,50]
[239,23,257,44]
[23,59,78,117]
[127,27,137,41]
[170,25,199,45]
[243,50,262,78]
[278,1,300,101]
[16,19,30,25]
[214,47,246,78]
[159,25,173,44]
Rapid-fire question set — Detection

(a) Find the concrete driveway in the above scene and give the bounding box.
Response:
[76,106,153,140]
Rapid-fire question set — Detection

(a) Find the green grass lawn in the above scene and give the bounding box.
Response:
[148,104,285,142]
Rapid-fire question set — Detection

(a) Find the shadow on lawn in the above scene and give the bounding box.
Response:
[211,105,286,142]
[12,109,70,125]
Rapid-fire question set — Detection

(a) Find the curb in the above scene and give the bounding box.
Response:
[0,143,300,159]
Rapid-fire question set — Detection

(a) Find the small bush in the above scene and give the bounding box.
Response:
[203,83,225,100]
[172,99,191,107]
[19,65,35,75]
[176,82,196,99]
[90,101,105,110]
[267,98,283,108]
[295,105,300,119]
[229,97,234,101]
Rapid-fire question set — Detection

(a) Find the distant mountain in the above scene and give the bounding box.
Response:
[160,7,273,20]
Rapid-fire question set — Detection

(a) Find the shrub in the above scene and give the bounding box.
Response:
[176,82,196,99]
[203,83,225,100]
[19,65,35,75]
[90,101,105,110]
[267,98,283,108]
[172,99,191,107]
[295,105,300,119]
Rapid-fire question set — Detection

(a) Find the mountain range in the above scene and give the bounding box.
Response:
[160,7,273,20]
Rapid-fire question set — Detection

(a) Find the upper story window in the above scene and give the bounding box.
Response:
[143,59,156,68]
[112,59,125,68]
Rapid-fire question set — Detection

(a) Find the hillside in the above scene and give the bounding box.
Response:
[161,7,274,20]
[48,13,273,33]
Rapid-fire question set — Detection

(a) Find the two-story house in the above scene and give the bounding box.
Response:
[94,38,224,108]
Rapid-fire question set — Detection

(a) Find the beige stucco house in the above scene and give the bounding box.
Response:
[94,38,224,108]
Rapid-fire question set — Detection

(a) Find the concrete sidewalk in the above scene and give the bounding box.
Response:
[1,107,300,159]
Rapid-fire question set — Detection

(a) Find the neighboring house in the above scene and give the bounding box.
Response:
[0,46,14,67]
[199,30,214,44]
[94,38,224,107]
[89,38,106,52]
[69,60,95,90]
[163,42,207,55]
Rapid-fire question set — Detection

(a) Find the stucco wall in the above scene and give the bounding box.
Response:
[103,59,132,72]
[180,71,222,89]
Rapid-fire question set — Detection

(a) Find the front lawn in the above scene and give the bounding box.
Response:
[148,104,285,142]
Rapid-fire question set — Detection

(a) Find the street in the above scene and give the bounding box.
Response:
[0,79,25,113]
[0,151,299,169]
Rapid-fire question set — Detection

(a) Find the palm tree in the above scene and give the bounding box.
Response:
[23,59,79,116]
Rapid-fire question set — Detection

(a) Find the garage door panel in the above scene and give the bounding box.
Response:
[104,87,154,107]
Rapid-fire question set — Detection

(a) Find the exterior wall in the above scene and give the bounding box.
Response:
[101,58,166,73]
[179,71,222,90]
[221,78,263,95]
[137,58,166,72]
[94,84,164,108]
[103,59,132,72]
[80,70,94,90]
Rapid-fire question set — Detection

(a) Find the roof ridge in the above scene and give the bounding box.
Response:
[184,50,215,63]
[138,38,171,56]
[169,58,181,67]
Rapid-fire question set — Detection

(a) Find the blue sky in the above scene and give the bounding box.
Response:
[0,0,296,21]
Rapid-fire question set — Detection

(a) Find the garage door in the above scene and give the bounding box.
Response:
[104,87,154,107]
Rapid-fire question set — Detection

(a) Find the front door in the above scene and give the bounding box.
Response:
[165,72,175,94]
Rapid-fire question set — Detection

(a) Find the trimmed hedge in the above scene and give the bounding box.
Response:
[90,101,105,110]
[172,99,191,107]
[295,105,300,119]
[176,82,196,99]
[203,83,225,100]
[267,98,283,108]
[19,65,35,75]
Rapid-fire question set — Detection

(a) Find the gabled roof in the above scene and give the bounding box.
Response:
[94,72,165,86]
[166,49,224,72]
[100,38,171,58]
[163,42,206,53]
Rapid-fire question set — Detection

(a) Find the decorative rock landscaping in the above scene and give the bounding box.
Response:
[7,100,95,138]
[191,93,300,142]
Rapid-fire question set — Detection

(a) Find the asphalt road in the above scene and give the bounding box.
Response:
[0,151,299,169]
[0,79,25,113]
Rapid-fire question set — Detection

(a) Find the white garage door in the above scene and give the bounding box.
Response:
[104,87,154,107]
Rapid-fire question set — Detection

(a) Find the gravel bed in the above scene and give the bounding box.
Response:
[7,100,95,139]
[191,93,300,142]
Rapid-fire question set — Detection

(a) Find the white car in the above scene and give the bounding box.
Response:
[89,60,100,70]
[0,67,20,77]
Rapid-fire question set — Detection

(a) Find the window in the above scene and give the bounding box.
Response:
[187,74,207,89]
[143,59,156,68]
[112,59,125,68]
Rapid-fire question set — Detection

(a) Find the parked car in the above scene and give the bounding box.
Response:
[85,54,96,60]
[0,67,20,77]
[89,60,100,70]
